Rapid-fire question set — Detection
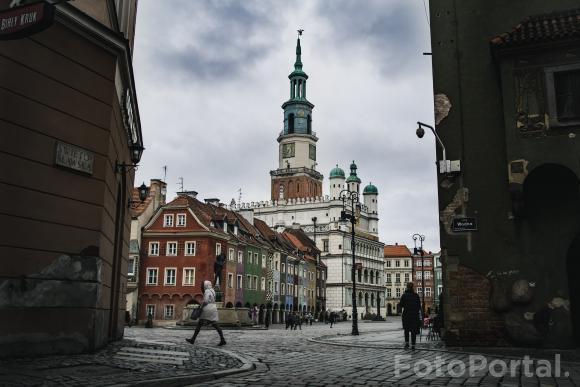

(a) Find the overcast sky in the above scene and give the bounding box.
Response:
[133,0,440,252]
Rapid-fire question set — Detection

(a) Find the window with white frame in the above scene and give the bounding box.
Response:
[146,268,158,285]
[425,271,431,280]
[165,268,176,285]
[166,242,177,256]
[128,257,136,276]
[164,304,174,319]
[227,273,233,288]
[176,213,186,227]
[281,263,285,273]
[146,304,155,318]
[395,260,400,267]
[416,260,422,267]
[261,277,266,291]
[386,288,392,298]
[424,259,431,266]
[254,253,258,265]
[417,287,423,296]
[386,260,391,268]
[395,288,401,297]
[395,273,401,283]
[254,276,259,290]
[246,274,251,289]
[274,281,279,293]
[182,268,195,286]
[323,239,329,252]
[228,248,235,261]
[149,242,159,256]
[216,243,222,256]
[404,259,410,267]
[416,272,422,280]
[262,255,266,268]
[237,274,243,289]
[438,285,443,296]
[425,287,432,297]
[238,251,243,263]
[404,273,410,283]
[185,241,196,256]
[163,214,174,227]
[386,273,391,284]
[437,271,442,280]
[281,283,285,295]
[248,251,252,264]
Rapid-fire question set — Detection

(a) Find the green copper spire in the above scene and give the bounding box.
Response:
[294,36,303,71]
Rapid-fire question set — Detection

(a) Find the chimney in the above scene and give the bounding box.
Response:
[177,190,198,199]
[150,179,167,207]
[204,198,220,206]
[239,208,254,224]
[395,242,398,245]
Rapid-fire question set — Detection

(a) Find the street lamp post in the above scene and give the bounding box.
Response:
[412,234,426,318]
[340,189,359,336]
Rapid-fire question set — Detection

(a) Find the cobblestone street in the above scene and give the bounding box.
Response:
[1,318,579,386]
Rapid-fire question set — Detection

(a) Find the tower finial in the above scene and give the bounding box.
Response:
[295,29,303,70]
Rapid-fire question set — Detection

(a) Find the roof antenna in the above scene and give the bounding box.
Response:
[178,177,184,192]
[162,166,167,182]
[238,188,242,204]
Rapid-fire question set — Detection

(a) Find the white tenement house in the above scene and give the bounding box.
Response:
[234,34,385,319]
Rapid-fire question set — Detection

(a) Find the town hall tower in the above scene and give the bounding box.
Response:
[270,33,323,201]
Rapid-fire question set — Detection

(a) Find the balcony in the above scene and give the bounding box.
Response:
[270,167,323,180]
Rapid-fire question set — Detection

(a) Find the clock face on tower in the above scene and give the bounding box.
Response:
[297,109,305,118]
[282,143,295,158]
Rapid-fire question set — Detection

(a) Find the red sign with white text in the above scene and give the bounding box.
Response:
[0,1,54,40]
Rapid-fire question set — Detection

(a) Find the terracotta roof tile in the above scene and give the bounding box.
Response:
[383,244,412,257]
[491,8,580,47]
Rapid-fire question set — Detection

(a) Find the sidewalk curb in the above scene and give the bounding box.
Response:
[120,346,256,387]
[308,336,580,366]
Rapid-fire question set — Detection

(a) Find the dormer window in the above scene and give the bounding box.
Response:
[163,214,173,227]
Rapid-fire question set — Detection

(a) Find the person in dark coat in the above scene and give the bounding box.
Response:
[400,282,421,349]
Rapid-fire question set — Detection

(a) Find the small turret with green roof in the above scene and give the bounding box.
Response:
[363,182,378,194]
[346,160,361,183]
[329,165,345,178]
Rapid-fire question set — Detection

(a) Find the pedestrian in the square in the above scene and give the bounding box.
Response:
[186,280,226,346]
[294,313,302,330]
[329,311,336,328]
[400,282,421,350]
[286,312,294,330]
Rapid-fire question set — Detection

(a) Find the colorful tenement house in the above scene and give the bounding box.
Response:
[412,250,435,314]
[138,191,325,325]
[126,179,167,323]
[383,244,413,316]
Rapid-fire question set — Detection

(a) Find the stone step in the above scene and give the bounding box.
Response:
[114,354,185,366]
[119,347,189,357]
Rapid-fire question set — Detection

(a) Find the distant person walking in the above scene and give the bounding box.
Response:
[329,311,336,328]
[186,281,226,346]
[400,282,421,349]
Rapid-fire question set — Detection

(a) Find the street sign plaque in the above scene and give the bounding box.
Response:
[0,1,54,40]
[452,217,478,232]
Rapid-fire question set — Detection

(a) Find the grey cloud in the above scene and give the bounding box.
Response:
[136,1,283,82]
[315,0,429,76]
